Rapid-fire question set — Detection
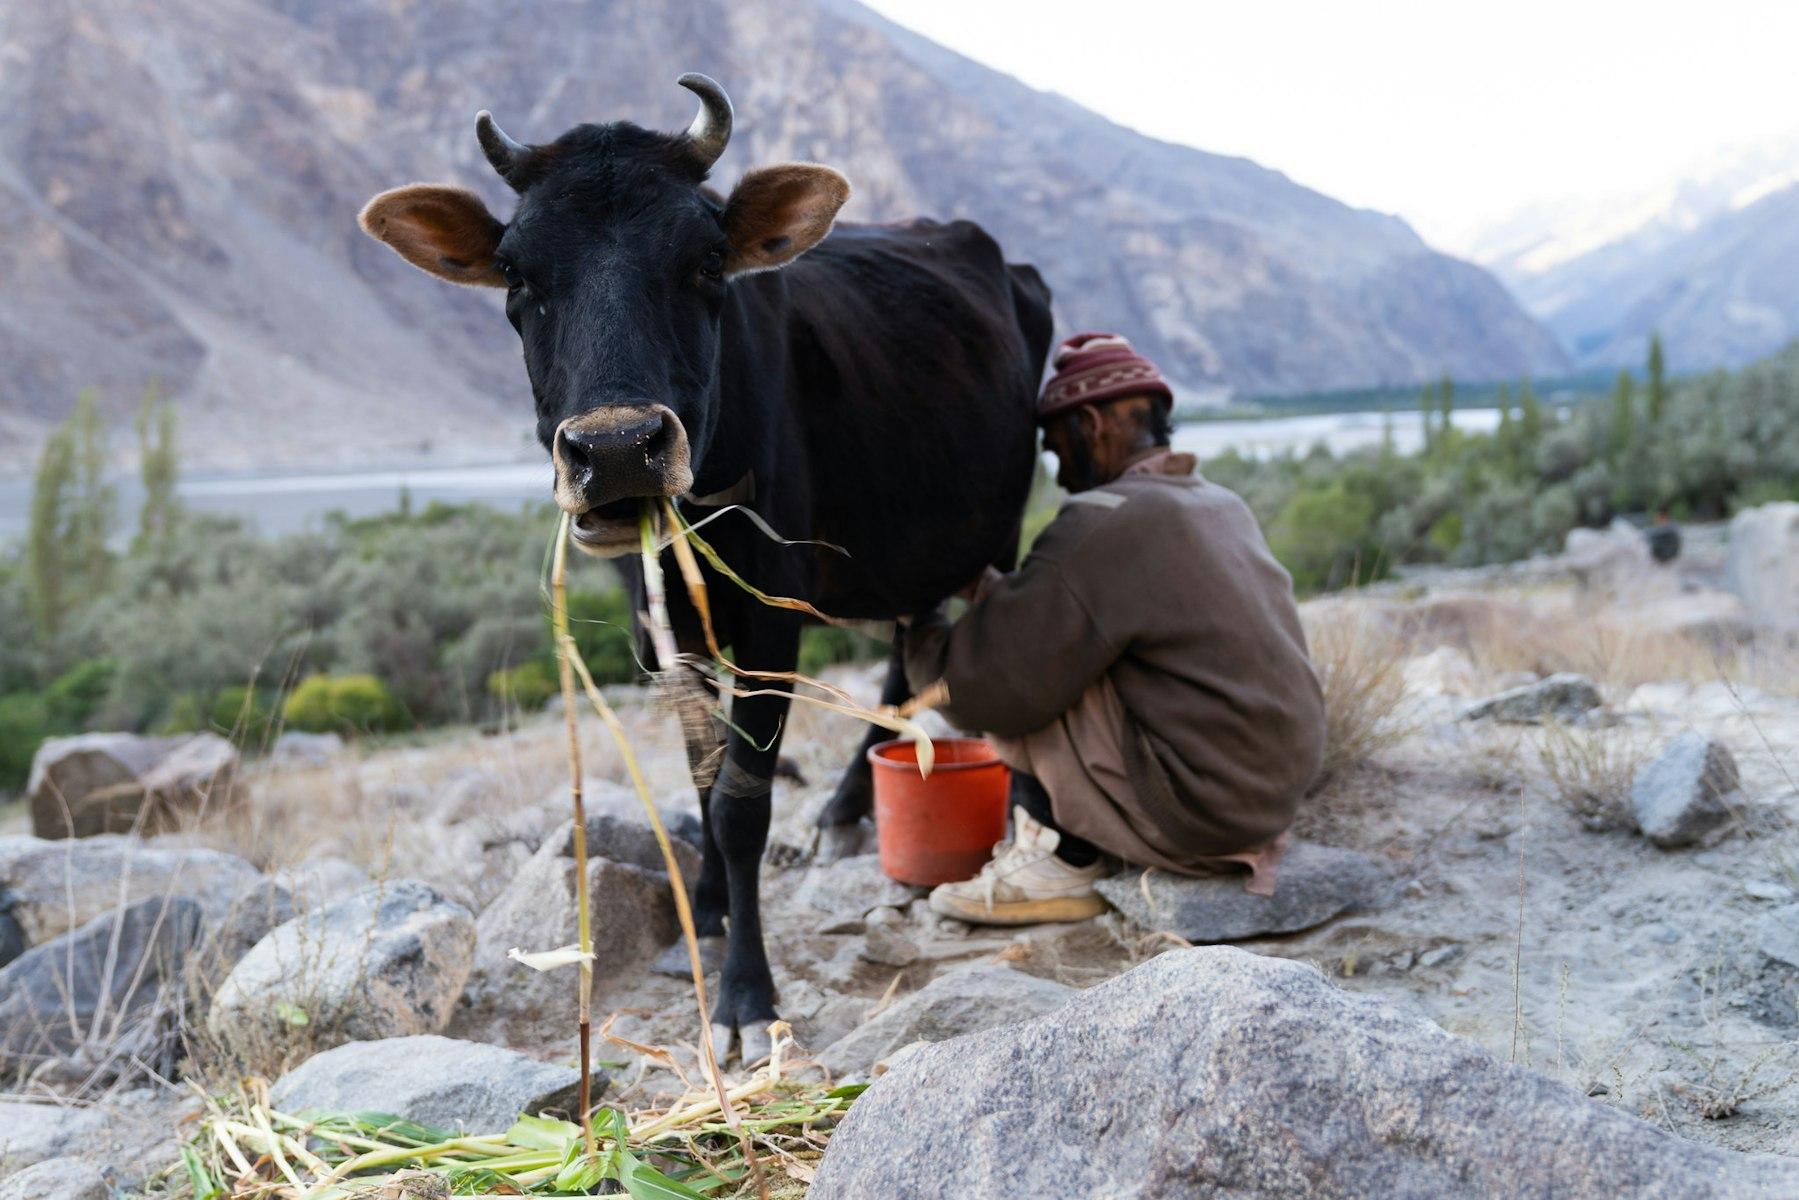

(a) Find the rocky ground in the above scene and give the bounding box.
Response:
[1,510,1795,1195]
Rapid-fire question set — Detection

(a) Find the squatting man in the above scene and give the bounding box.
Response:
[903,332,1326,923]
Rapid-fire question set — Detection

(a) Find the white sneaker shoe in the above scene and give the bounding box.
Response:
[928,806,1108,925]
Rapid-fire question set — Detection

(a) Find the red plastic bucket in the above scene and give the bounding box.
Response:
[868,736,1010,886]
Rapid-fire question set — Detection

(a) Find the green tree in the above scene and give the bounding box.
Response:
[1438,372,1455,432]
[65,390,116,601]
[1608,369,1635,460]
[1646,332,1668,425]
[27,426,75,639]
[1518,377,1544,446]
[135,385,180,552]
[1418,381,1436,452]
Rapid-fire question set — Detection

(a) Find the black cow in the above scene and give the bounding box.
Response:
[360,75,1052,1062]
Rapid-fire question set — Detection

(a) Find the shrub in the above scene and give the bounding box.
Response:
[283,674,405,735]
[44,657,116,729]
[1268,482,1379,593]
[0,692,50,792]
[212,685,275,744]
[487,660,558,711]
[565,588,641,685]
[799,625,886,676]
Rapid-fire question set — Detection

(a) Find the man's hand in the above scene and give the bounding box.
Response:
[957,565,1004,604]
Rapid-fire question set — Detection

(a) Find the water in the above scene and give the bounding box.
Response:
[0,408,1502,541]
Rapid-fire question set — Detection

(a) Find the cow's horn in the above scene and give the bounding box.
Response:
[476,110,527,177]
[677,73,732,169]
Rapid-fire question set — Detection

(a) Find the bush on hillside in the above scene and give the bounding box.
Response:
[283,673,406,735]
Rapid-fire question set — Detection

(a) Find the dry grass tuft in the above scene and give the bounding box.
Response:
[1304,607,1416,790]
[1534,720,1648,831]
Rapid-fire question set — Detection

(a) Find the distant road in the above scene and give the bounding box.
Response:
[0,409,1500,542]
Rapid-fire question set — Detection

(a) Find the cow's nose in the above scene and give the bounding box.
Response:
[556,411,668,480]
[553,405,692,511]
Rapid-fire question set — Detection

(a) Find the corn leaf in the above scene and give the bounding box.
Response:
[505,1112,582,1153]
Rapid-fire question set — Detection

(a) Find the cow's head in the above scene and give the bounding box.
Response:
[359,75,850,554]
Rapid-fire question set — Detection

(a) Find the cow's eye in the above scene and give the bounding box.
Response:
[699,250,724,280]
[498,259,525,291]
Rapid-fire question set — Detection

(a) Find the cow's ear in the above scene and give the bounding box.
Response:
[359,184,506,287]
[721,164,851,276]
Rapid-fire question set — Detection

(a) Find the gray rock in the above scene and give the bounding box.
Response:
[469,816,699,1012]
[1460,672,1602,724]
[1726,502,1799,630]
[790,854,920,925]
[267,730,344,767]
[0,897,202,1083]
[0,1088,188,1182]
[1752,904,1799,970]
[0,1157,108,1200]
[433,767,504,825]
[269,1035,582,1133]
[859,924,920,968]
[0,834,270,949]
[208,880,474,1054]
[269,857,373,910]
[27,732,241,839]
[1630,731,1741,848]
[25,734,173,839]
[818,963,1073,1078]
[810,947,1799,1200]
[1096,842,1390,942]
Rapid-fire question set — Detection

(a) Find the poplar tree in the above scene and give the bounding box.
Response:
[1609,370,1635,460]
[1518,377,1544,446]
[135,385,180,553]
[1646,333,1668,425]
[27,427,75,639]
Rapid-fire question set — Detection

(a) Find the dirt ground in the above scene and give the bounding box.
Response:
[267,564,1799,1160]
[8,551,1793,1168]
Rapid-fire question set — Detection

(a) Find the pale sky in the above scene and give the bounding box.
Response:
[862,0,1799,254]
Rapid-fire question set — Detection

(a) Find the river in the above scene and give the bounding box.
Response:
[0,407,1502,541]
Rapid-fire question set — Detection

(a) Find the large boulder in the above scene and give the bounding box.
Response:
[817,963,1073,1078]
[1460,672,1602,724]
[269,1035,582,1133]
[469,815,698,1011]
[0,897,202,1085]
[0,835,271,950]
[1096,842,1390,942]
[1726,501,1799,629]
[811,948,1799,1199]
[207,880,474,1056]
[27,732,241,839]
[1630,731,1741,849]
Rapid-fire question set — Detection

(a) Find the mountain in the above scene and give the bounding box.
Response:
[1471,134,1799,372]
[0,0,1567,472]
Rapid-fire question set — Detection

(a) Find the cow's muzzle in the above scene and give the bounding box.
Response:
[554,403,694,555]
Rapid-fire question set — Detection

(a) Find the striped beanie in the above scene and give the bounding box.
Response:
[1036,331,1172,423]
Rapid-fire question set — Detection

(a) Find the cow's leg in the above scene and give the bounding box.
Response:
[813,633,911,862]
[652,665,730,979]
[708,617,800,1065]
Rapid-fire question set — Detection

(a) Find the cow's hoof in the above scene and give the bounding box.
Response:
[708,1021,737,1064]
[738,1021,774,1069]
[814,818,874,864]
[652,935,725,979]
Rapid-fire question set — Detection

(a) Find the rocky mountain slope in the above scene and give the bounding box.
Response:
[1474,134,1799,372]
[0,0,1566,471]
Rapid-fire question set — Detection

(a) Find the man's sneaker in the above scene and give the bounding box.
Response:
[928,806,1108,925]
